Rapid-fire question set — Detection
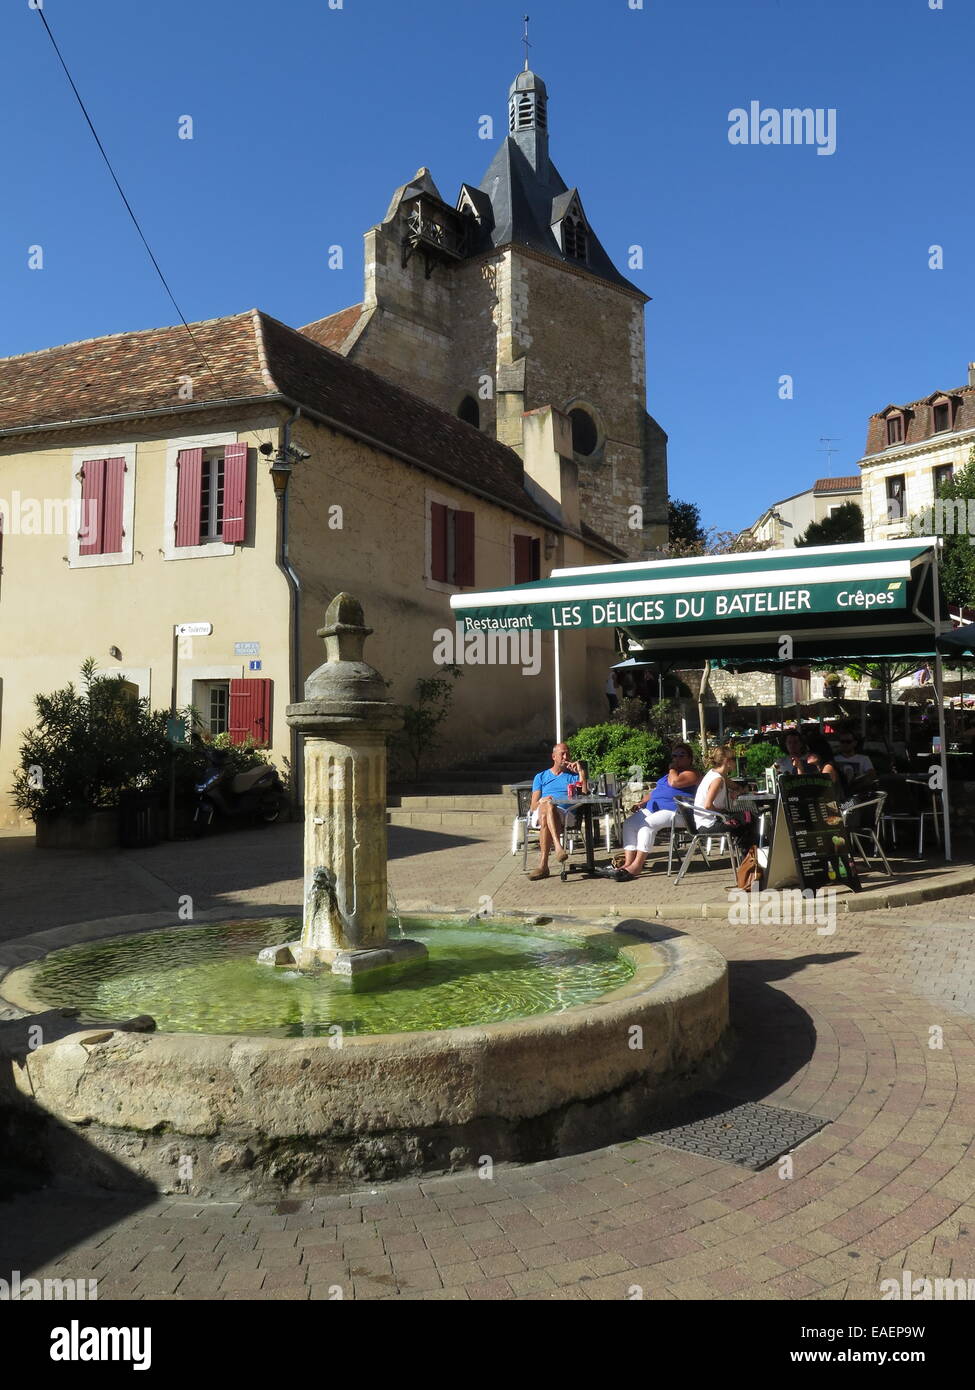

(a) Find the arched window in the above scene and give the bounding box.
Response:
[457,395,480,429]
[569,407,598,457]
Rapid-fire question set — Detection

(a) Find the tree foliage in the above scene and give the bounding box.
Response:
[931,451,975,611]
[668,497,705,549]
[795,501,864,548]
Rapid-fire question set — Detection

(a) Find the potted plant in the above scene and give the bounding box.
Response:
[822,670,845,699]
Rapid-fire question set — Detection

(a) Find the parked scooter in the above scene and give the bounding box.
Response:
[192,743,284,832]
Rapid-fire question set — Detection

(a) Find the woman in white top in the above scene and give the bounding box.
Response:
[694,745,742,830]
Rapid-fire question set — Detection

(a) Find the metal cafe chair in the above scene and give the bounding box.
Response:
[513,784,584,867]
[511,784,534,859]
[595,772,625,851]
[842,792,893,876]
[880,777,942,856]
[671,796,742,885]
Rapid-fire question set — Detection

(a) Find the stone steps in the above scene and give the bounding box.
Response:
[391,794,511,811]
[386,808,512,830]
[386,749,539,832]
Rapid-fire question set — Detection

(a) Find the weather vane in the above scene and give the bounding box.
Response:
[522,14,531,70]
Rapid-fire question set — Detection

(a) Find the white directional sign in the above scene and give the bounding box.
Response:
[175,622,212,637]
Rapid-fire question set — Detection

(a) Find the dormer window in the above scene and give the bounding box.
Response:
[932,397,954,434]
[886,412,905,446]
[564,215,588,261]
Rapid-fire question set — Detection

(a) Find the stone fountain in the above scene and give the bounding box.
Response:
[258,593,427,981]
[0,594,731,1193]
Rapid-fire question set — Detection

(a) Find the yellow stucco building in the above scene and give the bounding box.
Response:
[0,310,620,827]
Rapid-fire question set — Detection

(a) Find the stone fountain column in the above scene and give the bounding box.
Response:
[258,594,427,980]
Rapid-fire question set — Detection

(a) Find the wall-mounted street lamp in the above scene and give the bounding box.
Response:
[260,440,310,496]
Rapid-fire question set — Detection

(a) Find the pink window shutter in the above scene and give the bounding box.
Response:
[78,458,105,555]
[221,443,248,544]
[228,678,272,746]
[175,448,204,547]
[251,679,272,746]
[228,679,252,745]
[453,509,476,587]
[430,502,448,582]
[101,457,126,553]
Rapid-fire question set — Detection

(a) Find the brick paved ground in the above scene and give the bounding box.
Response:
[1,822,974,1300]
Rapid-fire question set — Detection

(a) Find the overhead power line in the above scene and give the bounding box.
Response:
[33,7,227,396]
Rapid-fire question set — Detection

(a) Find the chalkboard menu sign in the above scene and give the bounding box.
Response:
[775,774,861,892]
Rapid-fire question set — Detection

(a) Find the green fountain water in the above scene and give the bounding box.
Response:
[26,917,636,1038]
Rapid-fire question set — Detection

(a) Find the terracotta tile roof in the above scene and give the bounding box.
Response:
[0,312,269,431]
[299,304,363,351]
[0,308,623,556]
[812,476,861,493]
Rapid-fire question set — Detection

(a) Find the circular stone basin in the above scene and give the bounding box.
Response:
[19,917,642,1037]
[1,914,729,1195]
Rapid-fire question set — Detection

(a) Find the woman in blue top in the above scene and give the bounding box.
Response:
[598,744,700,883]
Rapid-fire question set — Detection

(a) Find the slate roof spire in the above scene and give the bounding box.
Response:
[508,67,549,176]
[470,63,645,297]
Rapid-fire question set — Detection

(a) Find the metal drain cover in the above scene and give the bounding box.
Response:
[638,1091,829,1169]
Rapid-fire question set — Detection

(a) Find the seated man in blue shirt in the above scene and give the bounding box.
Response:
[527,742,588,880]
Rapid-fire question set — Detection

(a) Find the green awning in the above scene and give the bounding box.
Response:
[451,539,944,659]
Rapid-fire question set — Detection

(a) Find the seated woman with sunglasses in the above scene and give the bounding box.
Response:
[597,744,700,883]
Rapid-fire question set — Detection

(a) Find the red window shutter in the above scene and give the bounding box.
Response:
[514,533,532,584]
[221,442,248,544]
[101,457,126,554]
[430,502,448,582]
[228,678,272,747]
[175,448,204,547]
[78,458,105,555]
[530,537,541,581]
[453,509,475,587]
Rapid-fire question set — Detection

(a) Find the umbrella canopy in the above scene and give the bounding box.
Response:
[451,537,945,662]
[938,623,975,655]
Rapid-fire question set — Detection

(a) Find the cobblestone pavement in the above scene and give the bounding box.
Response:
[1,824,974,1300]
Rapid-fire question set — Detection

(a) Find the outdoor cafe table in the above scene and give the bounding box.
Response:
[559,794,616,880]
[734,790,777,848]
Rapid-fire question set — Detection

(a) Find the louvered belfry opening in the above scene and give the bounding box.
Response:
[509,90,546,132]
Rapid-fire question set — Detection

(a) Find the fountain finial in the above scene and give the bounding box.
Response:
[301,593,387,704]
[318,592,373,664]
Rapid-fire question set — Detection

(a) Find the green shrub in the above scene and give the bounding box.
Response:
[568,725,667,783]
[610,696,648,727]
[13,661,283,819]
[741,741,782,781]
[13,661,171,818]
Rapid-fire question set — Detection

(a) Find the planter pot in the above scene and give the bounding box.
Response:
[35,809,118,851]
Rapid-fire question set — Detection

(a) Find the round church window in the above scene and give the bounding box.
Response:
[569,407,598,457]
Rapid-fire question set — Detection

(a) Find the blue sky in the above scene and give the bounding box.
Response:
[3,0,972,533]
